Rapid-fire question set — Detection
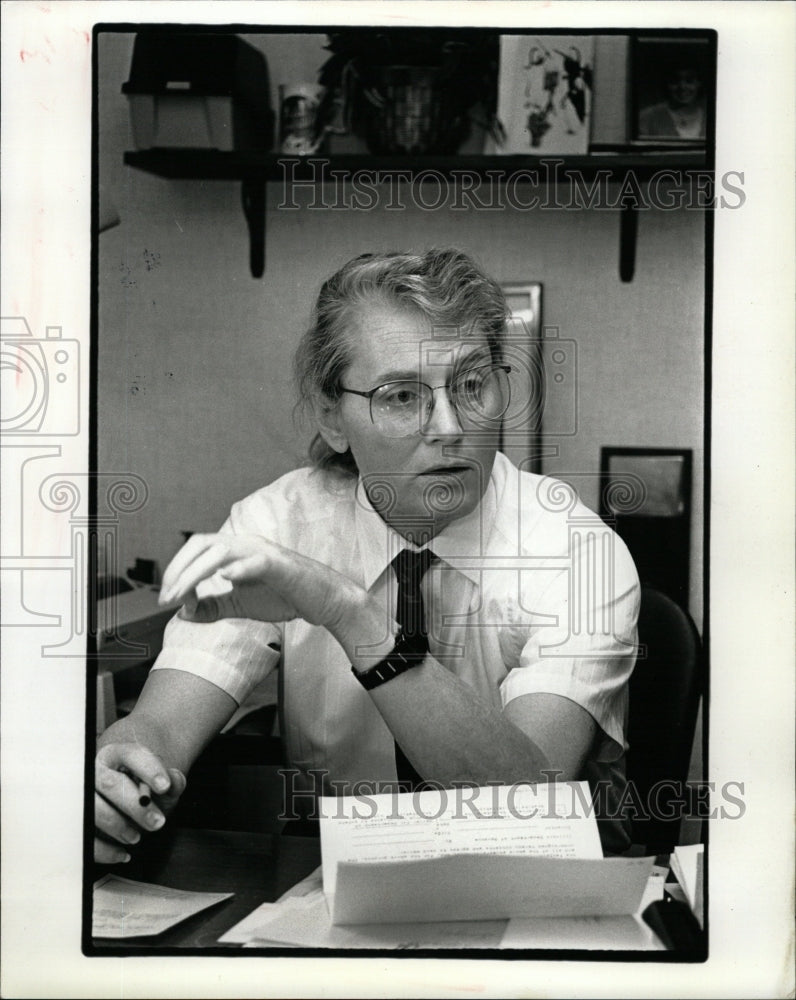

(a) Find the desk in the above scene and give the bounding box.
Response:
[91,828,703,955]
[92,828,320,950]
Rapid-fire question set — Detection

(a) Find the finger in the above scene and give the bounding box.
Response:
[168,544,230,603]
[96,743,171,795]
[160,533,217,598]
[160,535,238,603]
[152,767,187,806]
[155,768,188,815]
[179,592,241,623]
[218,550,273,581]
[166,767,187,798]
[164,541,238,605]
[95,760,167,833]
[94,792,143,847]
[94,836,131,865]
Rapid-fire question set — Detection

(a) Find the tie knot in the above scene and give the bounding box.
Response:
[392,548,436,592]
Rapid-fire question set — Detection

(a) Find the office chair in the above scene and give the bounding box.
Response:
[626,585,704,852]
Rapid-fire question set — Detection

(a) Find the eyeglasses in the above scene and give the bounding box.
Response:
[339,363,512,438]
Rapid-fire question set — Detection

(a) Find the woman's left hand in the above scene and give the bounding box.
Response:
[158,532,368,634]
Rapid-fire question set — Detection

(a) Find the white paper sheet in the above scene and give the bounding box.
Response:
[332,854,654,925]
[224,783,659,946]
[501,914,664,951]
[227,856,665,950]
[319,781,602,898]
[500,865,668,951]
[244,892,507,950]
[92,875,233,939]
[218,866,323,944]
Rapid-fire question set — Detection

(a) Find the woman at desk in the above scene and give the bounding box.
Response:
[94,247,639,862]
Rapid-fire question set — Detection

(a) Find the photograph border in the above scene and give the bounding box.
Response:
[1,3,794,998]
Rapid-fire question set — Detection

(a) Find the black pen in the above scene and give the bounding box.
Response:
[136,779,152,807]
[119,766,153,807]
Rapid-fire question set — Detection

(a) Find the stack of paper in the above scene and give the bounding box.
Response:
[224,783,664,950]
[319,782,651,926]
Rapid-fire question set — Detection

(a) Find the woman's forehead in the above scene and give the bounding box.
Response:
[344,301,489,378]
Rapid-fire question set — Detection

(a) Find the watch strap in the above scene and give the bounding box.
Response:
[352,631,429,690]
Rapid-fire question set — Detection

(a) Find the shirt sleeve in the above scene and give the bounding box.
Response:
[498,522,640,762]
[150,499,283,706]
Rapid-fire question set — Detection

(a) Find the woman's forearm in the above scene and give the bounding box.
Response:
[97,668,239,775]
[330,596,552,786]
[366,658,553,786]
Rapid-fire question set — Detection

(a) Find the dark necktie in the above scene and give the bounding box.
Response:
[391,547,436,790]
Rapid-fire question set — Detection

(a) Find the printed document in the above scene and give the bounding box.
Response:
[318,781,603,897]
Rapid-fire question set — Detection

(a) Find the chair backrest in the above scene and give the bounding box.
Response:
[626,585,703,851]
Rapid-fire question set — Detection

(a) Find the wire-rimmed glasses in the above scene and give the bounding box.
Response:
[339,363,512,438]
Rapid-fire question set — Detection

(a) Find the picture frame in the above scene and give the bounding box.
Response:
[499,282,543,473]
[495,35,595,155]
[629,35,713,146]
[600,446,692,519]
[599,446,693,606]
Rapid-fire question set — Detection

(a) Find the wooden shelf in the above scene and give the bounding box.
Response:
[125,148,708,182]
[123,148,711,279]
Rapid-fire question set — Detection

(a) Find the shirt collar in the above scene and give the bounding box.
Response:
[354,458,503,589]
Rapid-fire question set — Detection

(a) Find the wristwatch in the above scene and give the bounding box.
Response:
[351,631,429,690]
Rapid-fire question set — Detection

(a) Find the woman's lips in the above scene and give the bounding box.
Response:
[418,465,473,476]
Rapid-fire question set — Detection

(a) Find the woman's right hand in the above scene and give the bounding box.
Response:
[94,742,186,864]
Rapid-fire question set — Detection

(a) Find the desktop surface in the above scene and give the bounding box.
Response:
[91,828,320,950]
[89,825,704,957]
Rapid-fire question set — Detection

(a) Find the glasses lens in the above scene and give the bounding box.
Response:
[371,381,430,438]
[368,367,511,437]
[451,365,511,423]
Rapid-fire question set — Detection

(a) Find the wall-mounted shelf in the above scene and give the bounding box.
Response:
[125,149,707,180]
[124,150,711,280]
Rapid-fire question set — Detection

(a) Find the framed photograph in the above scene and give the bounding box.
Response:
[495,35,594,154]
[630,36,712,145]
[499,283,543,473]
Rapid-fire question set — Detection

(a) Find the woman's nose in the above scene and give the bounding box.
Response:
[422,386,464,438]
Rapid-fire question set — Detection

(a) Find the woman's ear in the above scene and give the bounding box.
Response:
[312,395,350,454]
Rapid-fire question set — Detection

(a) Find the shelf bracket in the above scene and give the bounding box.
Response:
[619,204,638,283]
[241,178,266,278]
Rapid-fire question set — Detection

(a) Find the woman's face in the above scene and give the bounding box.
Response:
[666,68,702,108]
[319,301,501,540]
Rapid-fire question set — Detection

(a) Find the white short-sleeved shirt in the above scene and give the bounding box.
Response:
[153,451,640,849]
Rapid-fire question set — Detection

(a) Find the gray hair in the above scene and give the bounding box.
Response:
[294,247,509,476]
